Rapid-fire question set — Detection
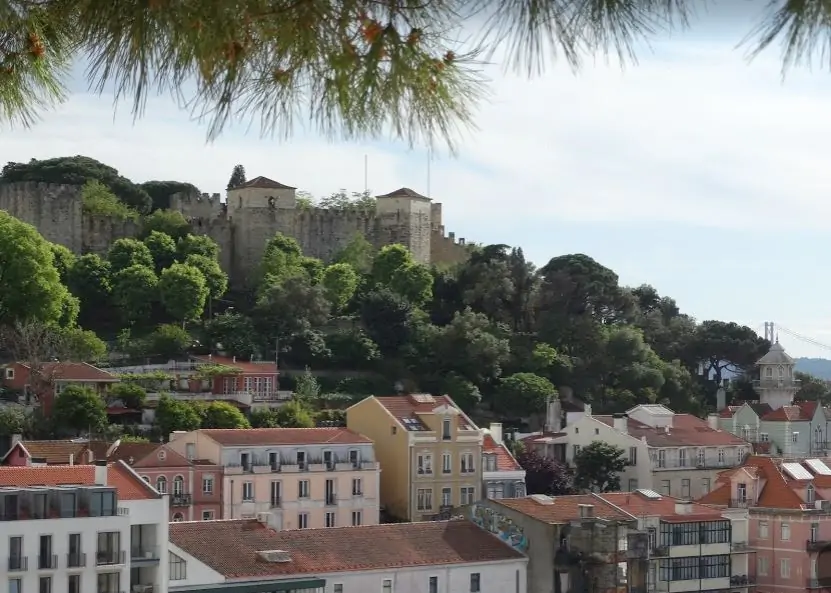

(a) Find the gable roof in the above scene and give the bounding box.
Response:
[191,355,278,375]
[0,460,159,500]
[376,187,430,200]
[197,427,371,447]
[18,362,117,383]
[761,401,817,422]
[602,492,724,522]
[369,394,478,431]
[756,342,794,365]
[232,176,296,191]
[1,439,113,465]
[594,413,749,447]
[170,519,523,579]
[697,456,810,510]
[493,494,634,524]
[483,434,522,471]
[107,442,161,465]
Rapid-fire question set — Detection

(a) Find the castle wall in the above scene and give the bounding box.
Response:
[82,215,141,256]
[431,228,470,268]
[0,182,83,252]
[171,191,223,221]
[296,208,375,261]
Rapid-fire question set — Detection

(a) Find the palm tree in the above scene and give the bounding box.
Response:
[0,1,823,148]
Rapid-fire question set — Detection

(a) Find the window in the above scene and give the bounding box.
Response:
[383,579,393,593]
[594,428,599,435]
[270,481,282,507]
[660,480,671,496]
[811,522,819,542]
[780,558,790,578]
[242,481,254,501]
[681,479,690,499]
[172,512,184,521]
[679,449,686,467]
[759,521,769,539]
[169,552,187,580]
[269,452,280,471]
[9,579,21,593]
[325,512,336,527]
[96,532,121,565]
[461,453,475,473]
[240,452,250,471]
[659,520,731,547]
[298,480,310,498]
[417,488,433,511]
[39,576,51,593]
[298,513,309,529]
[325,479,336,505]
[657,555,729,581]
[351,511,362,526]
[737,483,747,502]
[470,573,481,592]
[417,453,433,475]
[39,534,53,569]
[352,478,362,496]
[657,450,666,468]
[717,449,725,463]
[68,533,82,568]
[781,523,790,541]
[333,585,343,593]
[442,417,452,440]
[202,510,214,520]
[173,475,184,495]
[760,433,769,442]
[697,448,705,465]
[484,453,497,472]
[441,487,452,507]
[629,447,637,465]
[442,453,452,474]
[296,451,307,469]
[323,450,334,469]
[185,443,195,460]
[141,476,150,483]
[628,479,638,491]
[156,476,167,493]
[701,478,710,494]
[202,477,214,494]
[348,449,360,468]
[5,368,14,379]
[758,557,769,576]
[793,432,799,443]
[429,576,439,593]
[461,487,476,505]
[575,427,579,434]
[573,445,581,458]
[487,483,504,499]
[390,426,397,435]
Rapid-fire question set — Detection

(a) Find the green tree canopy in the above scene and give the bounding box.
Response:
[140,180,200,211]
[112,265,159,324]
[108,238,154,273]
[322,263,359,313]
[184,254,228,300]
[142,209,190,240]
[107,383,147,409]
[158,263,209,322]
[574,441,628,493]
[178,234,220,262]
[199,401,251,429]
[144,231,178,272]
[494,372,556,418]
[52,385,108,436]
[272,400,315,428]
[155,394,202,439]
[227,165,246,190]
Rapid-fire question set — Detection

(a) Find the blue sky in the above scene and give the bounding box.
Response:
[1,5,830,358]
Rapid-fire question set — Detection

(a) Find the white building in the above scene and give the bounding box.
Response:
[523,404,751,499]
[482,423,526,499]
[0,459,168,593]
[168,517,527,593]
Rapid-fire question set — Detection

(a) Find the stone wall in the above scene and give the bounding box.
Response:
[83,215,141,255]
[431,227,471,267]
[0,182,84,252]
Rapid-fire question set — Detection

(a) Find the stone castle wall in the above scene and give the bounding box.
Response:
[0,182,84,252]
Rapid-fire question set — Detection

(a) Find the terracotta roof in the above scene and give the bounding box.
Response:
[760,402,816,421]
[232,175,296,190]
[718,402,773,419]
[198,427,371,447]
[376,187,430,200]
[718,406,741,418]
[191,355,278,375]
[0,461,158,500]
[493,494,634,524]
[483,434,521,471]
[602,492,725,522]
[697,456,808,510]
[372,394,477,431]
[594,414,749,447]
[132,444,196,469]
[108,442,160,465]
[22,362,117,382]
[170,519,523,578]
[2,440,113,465]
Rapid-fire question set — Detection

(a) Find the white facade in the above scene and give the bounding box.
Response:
[0,463,169,593]
[168,542,527,593]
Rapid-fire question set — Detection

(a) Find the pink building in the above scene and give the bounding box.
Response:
[699,455,831,593]
[109,441,223,522]
[166,428,381,529]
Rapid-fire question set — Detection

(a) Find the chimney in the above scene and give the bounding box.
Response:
[584,404,592,418]
[578,504,594,518]
[69,453,74,466]
[232,356,236,364]
[86,449,94,464]
[94,460,108,485]
[489,423,504,445]
[675,500,693,514]
[545,398,562,433]
[169,431,187,442]
[716,388,726,411]
[11,433,21,447]
[707,414,719,430]
[613,413,628,435]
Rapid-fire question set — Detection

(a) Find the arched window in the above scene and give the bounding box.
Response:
[778,365,785,377]
[173,476,184,496]
[141,476,150,484]
[172,512,184,522]
[765,367,773,377]
[156,476,167,494]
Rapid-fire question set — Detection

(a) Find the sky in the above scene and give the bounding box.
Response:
[1,4,831,358]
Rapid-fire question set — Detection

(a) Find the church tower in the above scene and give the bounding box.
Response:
[753,324,798,410]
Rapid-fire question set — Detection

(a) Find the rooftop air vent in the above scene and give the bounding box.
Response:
[530,494,554,505]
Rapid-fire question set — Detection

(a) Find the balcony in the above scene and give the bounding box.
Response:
[96,550,126,566]
[325,494,337,506]
[651,546,669,557]
[807,538,831,552]
[131,546,160,562]
[38,554,58,570]
[752,378,801,390]
[67,552,86,568]
[729,498,751,508]
[654,458,740,470]
[732,541,751,552]
[170,494,192,507]
[730,575,755,586]
[131,586,155,593]
[270,498,281,508]
[8,555,27,571]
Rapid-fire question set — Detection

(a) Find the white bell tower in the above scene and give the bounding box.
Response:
[753,322,798,410]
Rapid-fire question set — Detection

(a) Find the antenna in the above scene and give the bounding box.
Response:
[364,154,368,194]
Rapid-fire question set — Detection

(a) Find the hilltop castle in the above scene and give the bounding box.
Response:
[0,176,471,285]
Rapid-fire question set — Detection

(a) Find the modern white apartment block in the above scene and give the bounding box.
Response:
[0,460,168,593]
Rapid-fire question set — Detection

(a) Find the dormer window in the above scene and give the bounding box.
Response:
[737,483,747,503]
[442,417,452,441]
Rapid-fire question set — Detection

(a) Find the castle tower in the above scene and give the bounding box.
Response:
[375,187,432,264]
[226,175,297,218]
[753,339,799,410]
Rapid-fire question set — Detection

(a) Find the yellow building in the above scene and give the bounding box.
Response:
[346,393,483,521]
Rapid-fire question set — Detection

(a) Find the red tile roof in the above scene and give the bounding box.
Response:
[493,494,634,523]
[697,456,809,510]
[594,414,749,447]
[761,401,817,421]
[232,175,296,191]
[373,394,477,431]
[718,406,741,418]
[376,187,429,200]
[21,362,118,382]
[2,440,113,465]
[191,355,278,375]
[0,461,158,500]
[170,519,524,578]
[602,492,725,522]
[483,434,521,471]
[108,442,160,465]
[198,427,371,447]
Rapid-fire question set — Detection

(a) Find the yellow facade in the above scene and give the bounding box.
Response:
[346,395,483,521]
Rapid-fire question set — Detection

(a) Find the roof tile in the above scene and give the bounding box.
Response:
[594,414,749,447]
[0,461,158,500]
[373,395,476,431]
[483,434,521,471]
[198,427,371,447]
[493,495,634,523]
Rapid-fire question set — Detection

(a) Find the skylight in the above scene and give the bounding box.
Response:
[635,489,662,500]
[805,459,831,476]
[782,462,814,481]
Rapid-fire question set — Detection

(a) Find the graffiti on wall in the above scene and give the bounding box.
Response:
[469,503,530,553]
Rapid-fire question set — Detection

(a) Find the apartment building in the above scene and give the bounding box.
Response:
[0,362,118,415]
[0,460,168,593]
[165,428,380,528]
[525,403,751,499]
[482,423,526,500]
[346,393,484,521]
[167,517,527,593]
[699,455,831,593]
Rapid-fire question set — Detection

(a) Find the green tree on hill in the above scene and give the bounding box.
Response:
[227,165,246,190]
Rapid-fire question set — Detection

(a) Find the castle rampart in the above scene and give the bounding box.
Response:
[0,182,83,252]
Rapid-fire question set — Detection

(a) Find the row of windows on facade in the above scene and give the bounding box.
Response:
[220,376,275,394]
[625,477,712,498]
[741,431,810,444]
[229,449,365,471]
[7,531,126,569]
[758,556,803,579]
[486,481,526,499]
[737,482,817,504]
[9,572,120,593]
[390,417,466,440]
[416,452,478,474]
[236,477,365,503]
[657,521,731,547]
[757,519,821,541]
[1,490,118,520]
[140,474,211,496]
[416,486,477,510]
[657,555,730,581]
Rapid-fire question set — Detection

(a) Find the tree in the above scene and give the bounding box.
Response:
[0,407,25,436]
[200,401,251,429]
[108,238,154,273]
[371,244,413,286]
[158,263,209,323]
[517,449,575,496]
[178,234,220,262]
[272,400,315,428]
[318,189,376,211]
[574,441,628,493]
[81,179,139,220]
[249,408,279,428]
[333,234,374,274]
[184,255,228,300]
[204,311,258,359]
[390,263,433,306]
[146,324,192,358]
[294,369,322,402]
[227,165,247,190]
[143,231,178,272]
[107,383,147,409]
[315,408,347,426]
[686,320,770,387]
[49,243,76,283]
[0,211,73,325]
[140,180,201,211]
[142,209,190,240]
[52,385,107,436]
[67,254,112,315]
[322,263,359,313]
[794,372,830,403]
[258,233,305,285]
[55,327,107,362]
[112,265,158,324]
[495,373,556,417]
[253,275,330,344]
[155,394,202,439]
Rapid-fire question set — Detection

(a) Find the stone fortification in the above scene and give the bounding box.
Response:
[0,175,471,286]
